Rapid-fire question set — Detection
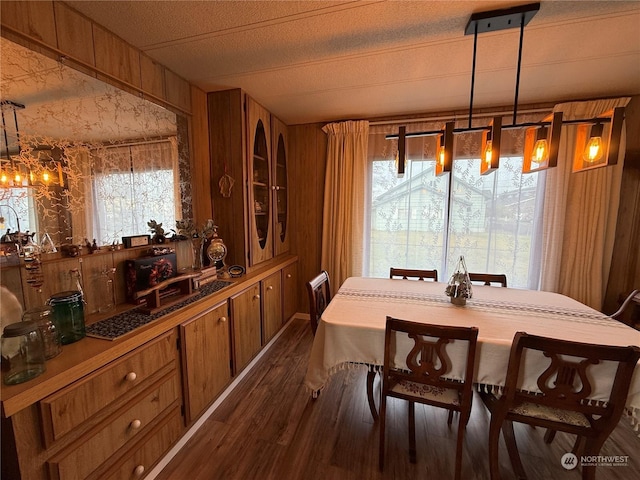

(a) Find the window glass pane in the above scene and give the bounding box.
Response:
[369,159,447,278]
[366,154,544,288]
[448,156,541,287]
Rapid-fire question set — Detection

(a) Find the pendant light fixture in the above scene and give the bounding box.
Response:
[388,3,625,176]
[572,106,624,172]
[523,112,563,173]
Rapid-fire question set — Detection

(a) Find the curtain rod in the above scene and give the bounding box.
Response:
[368,107,552,127]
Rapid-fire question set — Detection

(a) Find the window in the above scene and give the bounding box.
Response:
[365,124,546,289]
[91,140,179,245]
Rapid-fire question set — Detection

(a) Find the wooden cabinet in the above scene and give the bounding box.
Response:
[229,282,262,373]
[271,115,290,257]
[261,272,282,345]
[247,97,273,266]
[180,301,231,423]
[40,332,177,446]
[208,89,290,270]
[282,261,298,322]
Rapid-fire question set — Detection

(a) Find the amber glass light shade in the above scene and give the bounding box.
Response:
[435,122,454,177]
[523,112,562,174]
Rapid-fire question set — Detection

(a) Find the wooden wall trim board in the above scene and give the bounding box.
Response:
[190,86,213,226]
[0,0,191,115]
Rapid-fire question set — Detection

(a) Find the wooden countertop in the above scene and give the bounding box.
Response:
[1,255,297,417]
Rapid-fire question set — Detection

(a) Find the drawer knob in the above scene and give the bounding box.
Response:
[286,273,292,278]
[254,294,260,300]
[125,372,137,382]
[219,316,227,323]
[267,285,273,291]
[130,419,142,430]
[134,465,145,476]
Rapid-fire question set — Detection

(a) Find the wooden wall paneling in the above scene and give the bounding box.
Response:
[164,68,191,114]
[139,52,166,101]
[190,86,213,226]
[80,253,116,315]
[0,1,57,48]
[208,89,248,268]
[605,94,640,313]
[53,2,95,71]
[289,124,326,313]
[21,257,81,311]
[93,24,141,90]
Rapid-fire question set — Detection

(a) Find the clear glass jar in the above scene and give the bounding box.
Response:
[48,291,86,345]
[1,320,46,385]
[22,306,61,359]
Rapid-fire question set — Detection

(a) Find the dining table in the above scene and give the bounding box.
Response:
[304,277,640,430]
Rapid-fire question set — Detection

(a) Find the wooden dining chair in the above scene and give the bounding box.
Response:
[306,270,331,336]
[389,267,438,282]
[306,270,379,420]
[479,331,640,480]
[379,317,478,479]
[610,289,640,327]
[468,273,507,287]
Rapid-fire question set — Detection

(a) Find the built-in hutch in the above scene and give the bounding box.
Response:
[0,2,300,479]
[208,90,290,269]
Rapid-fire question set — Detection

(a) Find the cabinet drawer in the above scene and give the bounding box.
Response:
[103,406,182,480]
[40,331,177,446]
[47,373,179,480]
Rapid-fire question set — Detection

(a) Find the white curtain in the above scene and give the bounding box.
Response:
[541,98,630,310]
[321,120,369,289]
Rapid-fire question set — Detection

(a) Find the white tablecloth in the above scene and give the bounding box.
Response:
[304,277,640,428]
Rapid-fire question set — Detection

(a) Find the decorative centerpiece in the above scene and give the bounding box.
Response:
[445,255,472,306]
[174,218,216,270]
[147,219,166,244]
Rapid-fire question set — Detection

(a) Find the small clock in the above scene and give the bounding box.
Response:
[122,235,151,248]
[206,229,228,270]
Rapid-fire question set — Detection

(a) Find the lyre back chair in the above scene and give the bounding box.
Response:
[306,270,379,420]
[389,268,438,282]
[306,270,331,336]
[479,332,640,480]
[379,317,478,479]
[468,273,507,287]
[610,289,639,327]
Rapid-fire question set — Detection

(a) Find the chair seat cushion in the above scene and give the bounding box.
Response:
[391,380,460,405]
[510,402,591,427]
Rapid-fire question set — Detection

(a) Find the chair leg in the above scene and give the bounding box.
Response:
[378,393,387,471]
[454,410,469,480]
[487,414,503,480]
[408,401,417,463]
[572,435,585,455]
[502,420,526,480]
[366,371,378,420]
[543,428,556,444]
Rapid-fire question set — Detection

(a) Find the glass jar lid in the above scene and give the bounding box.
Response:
[3,320,40,337]
[48,291,83,304]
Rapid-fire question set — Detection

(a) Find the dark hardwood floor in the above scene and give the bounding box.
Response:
[156,318,640,480]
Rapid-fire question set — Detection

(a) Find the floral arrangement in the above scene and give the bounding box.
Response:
[445,255,472,305]
[174,218,216,239]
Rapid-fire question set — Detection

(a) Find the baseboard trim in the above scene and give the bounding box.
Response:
[146,312,304,478]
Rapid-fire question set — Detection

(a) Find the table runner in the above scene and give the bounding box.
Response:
[304,277,640,430]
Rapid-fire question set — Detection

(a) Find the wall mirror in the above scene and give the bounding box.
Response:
[0,36,192,250]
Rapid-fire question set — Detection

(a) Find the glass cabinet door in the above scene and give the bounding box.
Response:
[247,98,273,266]
[272,115,289,256]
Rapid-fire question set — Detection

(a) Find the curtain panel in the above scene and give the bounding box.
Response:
[321,120,369,289]
[541,98,630,310]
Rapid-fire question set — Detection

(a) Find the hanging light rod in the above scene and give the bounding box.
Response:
[384,117,614,140]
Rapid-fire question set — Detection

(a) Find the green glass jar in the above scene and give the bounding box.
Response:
[1,320,46,385]
[48,291,86,345]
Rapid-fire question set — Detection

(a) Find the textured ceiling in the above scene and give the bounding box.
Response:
[58,1,640,124]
